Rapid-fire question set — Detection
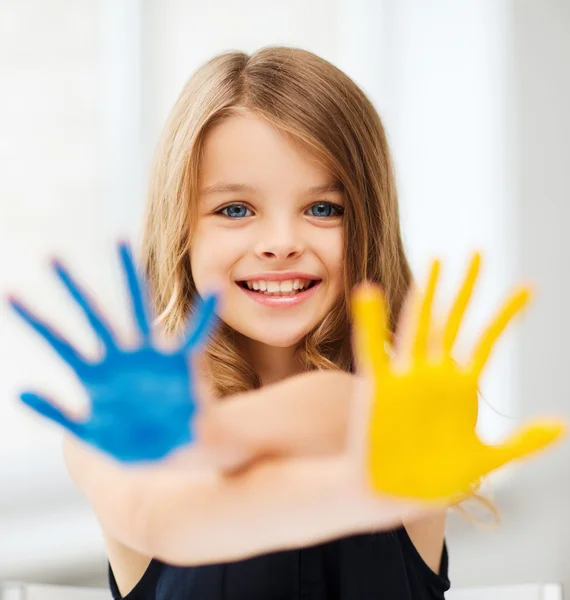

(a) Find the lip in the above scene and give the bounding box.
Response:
[237,280,322,307]
[237,272,322,283]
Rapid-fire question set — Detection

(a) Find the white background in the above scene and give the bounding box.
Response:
[0,0,568,590]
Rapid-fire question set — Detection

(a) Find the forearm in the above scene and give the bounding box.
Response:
[142,455,431,566]
[63,436,161,553]
[143,457,350,565]
[65,435,355,565]
[196,369,354,465]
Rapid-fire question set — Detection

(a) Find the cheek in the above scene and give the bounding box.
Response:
[189,230,215,289]
[190,227,245,289]
[320,229,344,279]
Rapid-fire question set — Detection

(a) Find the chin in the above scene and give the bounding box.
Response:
[253,329,309,348]
[234,322,313,349]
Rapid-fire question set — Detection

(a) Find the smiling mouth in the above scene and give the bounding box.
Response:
[237,279,320,297]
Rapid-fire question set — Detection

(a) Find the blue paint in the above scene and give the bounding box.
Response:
[9,242,218,463]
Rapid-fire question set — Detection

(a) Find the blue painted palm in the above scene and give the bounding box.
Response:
[9,242,218,463]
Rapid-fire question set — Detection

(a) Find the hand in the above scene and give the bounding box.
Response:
[352,252,566,502]
[9,242,218,463]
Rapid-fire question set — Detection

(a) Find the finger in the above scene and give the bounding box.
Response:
[469,286,532,377]
[52,259,117,351]
[118,241,152,343]
[20,392,85,437]
[486,420,566,471]
[351,283,389,375]
[412,259,441,362]
[442,252,481,355]
[182,294,219,352]
[9,297,89,376]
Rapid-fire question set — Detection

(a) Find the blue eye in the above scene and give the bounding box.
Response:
[218,204,252,219]
[217,202,343,219]
[308,202,344,218]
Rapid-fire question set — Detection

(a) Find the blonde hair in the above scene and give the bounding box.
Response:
[142,46,411,397]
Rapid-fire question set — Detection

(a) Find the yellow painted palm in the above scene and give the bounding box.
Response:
[352,253,565,503]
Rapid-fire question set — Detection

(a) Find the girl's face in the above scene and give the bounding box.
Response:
[190,112,344,349]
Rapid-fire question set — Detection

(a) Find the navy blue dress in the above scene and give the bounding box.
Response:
[109,527,450,599]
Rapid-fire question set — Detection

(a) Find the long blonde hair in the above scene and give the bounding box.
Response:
[142,46,411,397]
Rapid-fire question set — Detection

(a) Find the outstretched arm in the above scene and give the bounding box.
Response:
[62,370,424,567]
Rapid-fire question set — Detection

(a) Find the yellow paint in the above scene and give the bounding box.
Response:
[352,253,565,502]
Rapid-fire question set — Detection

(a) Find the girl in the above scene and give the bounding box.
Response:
[10,46,560,600]
[128,44,451,598]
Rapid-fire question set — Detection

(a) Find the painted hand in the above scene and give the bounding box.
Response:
[9,242,218,463]
[352,253,565,502]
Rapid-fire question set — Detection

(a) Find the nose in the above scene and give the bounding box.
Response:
[254,219,304,260]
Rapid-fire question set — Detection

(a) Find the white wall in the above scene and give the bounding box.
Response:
[0,0,113,583]
[0,0,568,590]
[140,0,339,159]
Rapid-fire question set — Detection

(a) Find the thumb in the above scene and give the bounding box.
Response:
[351,282,389,377]
[487,419,566,471]
[20,391,84,438]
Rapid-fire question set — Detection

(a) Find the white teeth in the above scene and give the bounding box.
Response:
[241,278,316,294]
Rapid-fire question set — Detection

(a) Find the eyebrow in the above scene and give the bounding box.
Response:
[200,181,343,197]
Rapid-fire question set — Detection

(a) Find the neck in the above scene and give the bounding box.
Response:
[238,336,304,386]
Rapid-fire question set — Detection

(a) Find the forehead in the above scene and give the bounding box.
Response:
[199,112,336,192]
